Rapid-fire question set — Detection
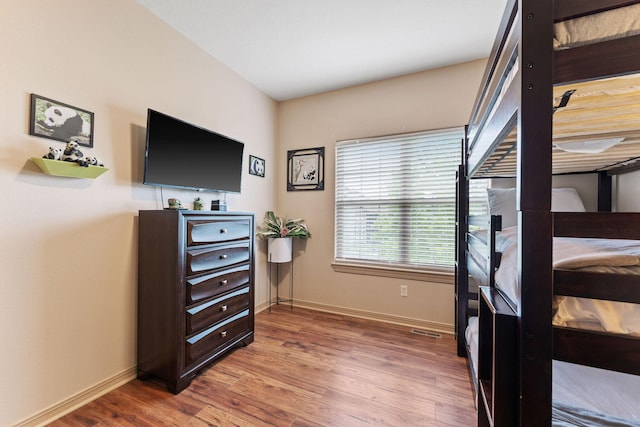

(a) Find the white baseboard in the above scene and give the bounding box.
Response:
[264,299,455,336]
[14,366,137,427]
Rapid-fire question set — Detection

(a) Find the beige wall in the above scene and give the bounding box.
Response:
[617,170,640,211]
[0,1,276,425]
[275,60,487,332]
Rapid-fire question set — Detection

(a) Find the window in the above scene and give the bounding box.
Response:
[335,128,486,272]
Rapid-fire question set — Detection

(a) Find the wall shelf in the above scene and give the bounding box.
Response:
[30,157,108,179]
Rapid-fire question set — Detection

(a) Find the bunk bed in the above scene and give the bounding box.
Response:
[455,0,640,425]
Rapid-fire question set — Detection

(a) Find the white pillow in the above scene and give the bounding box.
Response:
[487,188,517,228]
[486,187,586,228]
[551,188,586,212]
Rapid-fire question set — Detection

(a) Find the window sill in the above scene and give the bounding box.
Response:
[331,262,454,284]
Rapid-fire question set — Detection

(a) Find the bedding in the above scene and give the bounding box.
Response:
[465,319,640,426]
[554,3,640,50]
[484,187,640,335]
[494,225,640,336]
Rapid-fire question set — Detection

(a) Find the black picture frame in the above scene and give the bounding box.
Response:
[249,155,265,177]
[29,94,94,147]
[287,147,324,191]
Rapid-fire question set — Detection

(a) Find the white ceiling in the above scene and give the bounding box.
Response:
[136,0,508,101]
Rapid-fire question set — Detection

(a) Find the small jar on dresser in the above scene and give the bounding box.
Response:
[137,210,255,393]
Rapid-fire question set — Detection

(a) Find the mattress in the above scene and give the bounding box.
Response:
[493,226,640,336]
[554,3,640,50]
[465,318,640,426]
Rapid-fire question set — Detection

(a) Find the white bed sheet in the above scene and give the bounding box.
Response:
[494,226,640,336]
[465,318,640,425]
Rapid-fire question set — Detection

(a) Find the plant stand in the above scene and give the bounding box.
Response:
[268,259,294,311]
[267,237,294,311]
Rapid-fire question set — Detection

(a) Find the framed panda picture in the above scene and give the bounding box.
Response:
[249,155,265,177]
[29,94,94,147]
[287,146,324,191]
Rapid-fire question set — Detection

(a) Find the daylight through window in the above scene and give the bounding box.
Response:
[335,128,486,270]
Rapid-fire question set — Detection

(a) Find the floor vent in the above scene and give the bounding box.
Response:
[411,329,441,338]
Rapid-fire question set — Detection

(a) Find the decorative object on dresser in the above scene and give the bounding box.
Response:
[193,197,204,210]
[137,210,255,394]
[167,198,183,209]
[211,199,227,211]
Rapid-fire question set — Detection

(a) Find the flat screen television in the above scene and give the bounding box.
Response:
[143,109,244,193]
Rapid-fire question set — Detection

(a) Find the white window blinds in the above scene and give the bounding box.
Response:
[335,127,484,269]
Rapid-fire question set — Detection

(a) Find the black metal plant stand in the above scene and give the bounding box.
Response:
[268,252,294,311]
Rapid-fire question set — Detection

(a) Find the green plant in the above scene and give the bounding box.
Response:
[257,211,311,239]
[193,197,204,210]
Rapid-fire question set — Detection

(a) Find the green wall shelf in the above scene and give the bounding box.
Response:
[31,157,109,179]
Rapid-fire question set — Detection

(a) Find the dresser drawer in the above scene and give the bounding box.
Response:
[186,243,250,275]
[186,265,250,304]
[186,287,250,335]
[187,220,250,246]
[185,309,250,365]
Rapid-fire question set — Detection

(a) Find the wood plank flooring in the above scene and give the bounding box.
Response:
[50,306,476,426]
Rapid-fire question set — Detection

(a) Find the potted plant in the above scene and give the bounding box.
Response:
[257,211,310,262]
[193,197,204,210]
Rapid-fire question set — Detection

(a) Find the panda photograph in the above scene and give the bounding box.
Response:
[249,155,265,177]
[29,94,94,147]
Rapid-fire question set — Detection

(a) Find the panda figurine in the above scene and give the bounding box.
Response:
[85,156,104,167]
[61,140,88,166]
[43,146,62,160]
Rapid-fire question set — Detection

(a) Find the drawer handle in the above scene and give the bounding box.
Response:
[220,228,228,234]
[220,254,228,260]
[221,305,228,312]
[220,331,227,338]
[220,279,228,286]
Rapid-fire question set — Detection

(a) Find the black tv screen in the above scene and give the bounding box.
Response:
[143,109,244,193]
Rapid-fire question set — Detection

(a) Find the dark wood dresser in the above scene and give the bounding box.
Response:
[137,210,255,393]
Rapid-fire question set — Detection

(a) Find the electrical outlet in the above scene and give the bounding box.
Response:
[400,285,408,297]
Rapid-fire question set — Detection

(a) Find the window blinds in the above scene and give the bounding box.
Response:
[335,127,484,269]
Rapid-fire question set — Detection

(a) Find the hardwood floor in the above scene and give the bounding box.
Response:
[50,306,476,426]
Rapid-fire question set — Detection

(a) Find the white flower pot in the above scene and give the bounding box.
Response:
[268,237,292,263]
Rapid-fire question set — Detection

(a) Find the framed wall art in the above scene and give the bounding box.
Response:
[29,94,94,147]
[287,146,324,191]
[249,155,265,177]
